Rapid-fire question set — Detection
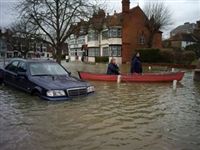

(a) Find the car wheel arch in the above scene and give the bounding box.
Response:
[31,87,42,96]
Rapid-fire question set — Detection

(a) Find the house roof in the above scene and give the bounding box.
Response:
[170,33,198,42]
[105,13,122,27]
[105,6,147,27]
[170,22,197,35]
[72,6,162,36]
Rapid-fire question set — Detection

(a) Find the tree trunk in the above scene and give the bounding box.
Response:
[22,52,27,59]
[56,43,62,64]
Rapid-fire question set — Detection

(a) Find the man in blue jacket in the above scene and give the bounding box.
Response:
[107,58,120,75]
[131,52,143,74]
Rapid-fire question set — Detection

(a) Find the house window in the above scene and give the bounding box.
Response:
[139,35,145,44]
[109,28,122,38]
[138,31,145,45]
[110,45,121,57]
[88,30,99,41]
[102,47,109,56]
[77,36,85,44]
[102,30,109,40]
[88,47,100,57]
[70,49,76,56]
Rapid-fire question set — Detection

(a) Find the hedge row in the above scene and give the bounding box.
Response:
[185,43,200,58]
[136,48,196,65]
[95,56,109,63]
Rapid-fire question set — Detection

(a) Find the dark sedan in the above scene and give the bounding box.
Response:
[0,59,95,101]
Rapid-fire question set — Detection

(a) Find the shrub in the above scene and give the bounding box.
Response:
[181,51,196,65]
[136,48,161,63]
[173,51,183,64]
[95,56,109,63]
[160,49,174,63]
[185,43,200,58]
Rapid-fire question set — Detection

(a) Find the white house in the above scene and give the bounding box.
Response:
[68,10,123,64]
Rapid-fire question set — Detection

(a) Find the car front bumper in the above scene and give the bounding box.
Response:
[40,92,94,101]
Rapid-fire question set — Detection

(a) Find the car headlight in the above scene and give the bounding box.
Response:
[46,90,66,97]
[87,86,95,93]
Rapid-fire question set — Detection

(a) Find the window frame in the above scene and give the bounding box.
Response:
[5,60,20,73]
[102,47,110,56]
[110,45,121,57]
[18,61,27,73]
[88,30,99,42]
[88,47,100,57]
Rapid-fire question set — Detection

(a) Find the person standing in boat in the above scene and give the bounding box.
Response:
[107,58,120,75]
[130,52,143,74]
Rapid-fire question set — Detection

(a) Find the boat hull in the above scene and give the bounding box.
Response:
[78,72,185,82]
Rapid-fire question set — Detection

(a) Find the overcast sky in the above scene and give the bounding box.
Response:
[0,0,200,38]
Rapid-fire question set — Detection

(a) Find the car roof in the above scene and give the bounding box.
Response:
[10,58,56,63]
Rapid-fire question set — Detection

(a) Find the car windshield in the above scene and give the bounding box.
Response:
[29,62,68,76]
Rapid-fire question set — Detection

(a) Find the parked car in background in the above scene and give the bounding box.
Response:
[0,59,95,101]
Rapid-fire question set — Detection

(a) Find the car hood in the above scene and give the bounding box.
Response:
[30,75,89,90]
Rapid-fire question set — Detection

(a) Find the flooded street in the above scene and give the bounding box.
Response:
[0,62,200,150]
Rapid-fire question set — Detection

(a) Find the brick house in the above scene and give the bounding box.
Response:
[121,0,162,63]
[169,33,198,49]
[164,20,200,49]
[68,0,162,63]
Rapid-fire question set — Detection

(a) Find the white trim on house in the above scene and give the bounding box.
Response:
[181,41,196,48]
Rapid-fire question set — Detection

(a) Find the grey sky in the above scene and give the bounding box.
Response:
[0,0,200,38]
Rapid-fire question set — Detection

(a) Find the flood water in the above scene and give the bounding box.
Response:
[0,61,200,150]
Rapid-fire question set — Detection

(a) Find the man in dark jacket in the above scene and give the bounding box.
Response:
[107,58,120,75]
[131,52,142,74]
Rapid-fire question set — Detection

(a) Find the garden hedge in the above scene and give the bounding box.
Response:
[95,56,109,63]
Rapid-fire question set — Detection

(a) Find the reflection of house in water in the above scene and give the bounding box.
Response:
[68,0,162,64]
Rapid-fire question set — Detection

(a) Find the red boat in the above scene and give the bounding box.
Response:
[78,71,185,82]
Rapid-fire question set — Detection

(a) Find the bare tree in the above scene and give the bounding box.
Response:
[17,0,101,64]
[7,19,41,58]
[144,2,173,47]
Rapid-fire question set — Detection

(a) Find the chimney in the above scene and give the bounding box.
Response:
[122,0,130,13]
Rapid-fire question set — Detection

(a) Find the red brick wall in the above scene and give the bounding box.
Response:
[122,6,162,63]
[152,32,162,48]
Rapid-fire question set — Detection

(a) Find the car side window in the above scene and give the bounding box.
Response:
[5,61,19,73]
[18,62,27,72]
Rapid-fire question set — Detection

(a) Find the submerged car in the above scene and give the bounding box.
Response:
[0,59,95,101]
